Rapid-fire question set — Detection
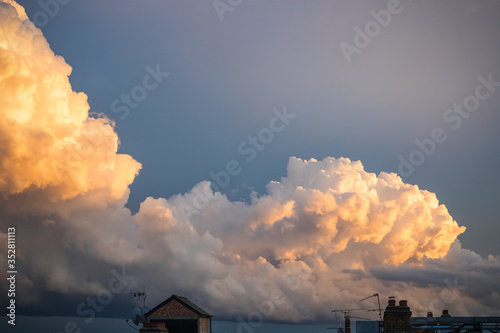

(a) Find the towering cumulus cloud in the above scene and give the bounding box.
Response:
[0,0,140,202]
[0,0,499,323]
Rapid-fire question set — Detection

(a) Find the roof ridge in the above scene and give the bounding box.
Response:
[146,294,212,318]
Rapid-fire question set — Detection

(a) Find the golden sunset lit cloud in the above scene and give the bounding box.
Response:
[0,1,140,202]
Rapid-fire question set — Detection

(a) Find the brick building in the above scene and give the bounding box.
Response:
[145,295,212,333]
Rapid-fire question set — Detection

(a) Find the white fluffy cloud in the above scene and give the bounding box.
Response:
[0,0,499,323]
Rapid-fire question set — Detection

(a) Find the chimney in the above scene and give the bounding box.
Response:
[345,316,351,333]
[383,298,412,333]
[140,321,168,332]
[427,312,433,318]
[441,310,451,317]
[142,321,166,328]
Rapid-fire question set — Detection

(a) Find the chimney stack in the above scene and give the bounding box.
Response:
[140,321,168,332]
[383,298,412,333]
[345,316,351,333]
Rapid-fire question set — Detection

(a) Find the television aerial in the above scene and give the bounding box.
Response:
[126,286,150,330]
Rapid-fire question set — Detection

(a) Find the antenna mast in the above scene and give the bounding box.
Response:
[126,286,150,329]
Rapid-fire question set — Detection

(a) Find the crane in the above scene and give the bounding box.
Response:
[359,293,382,321]
[332,308,365,317]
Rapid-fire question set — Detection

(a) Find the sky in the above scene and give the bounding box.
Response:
[0,0,499,332]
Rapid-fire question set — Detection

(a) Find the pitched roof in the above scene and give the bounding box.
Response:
[146,294,212,318]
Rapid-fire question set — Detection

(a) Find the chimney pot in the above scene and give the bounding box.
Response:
[399,300,408,307]
[427,312,433,317]
[388,296,396,306]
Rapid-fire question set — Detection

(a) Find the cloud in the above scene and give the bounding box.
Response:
[183,157,465,266]
[0,0,141,202]
[0,0,499,323]
[0,0,141,301]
